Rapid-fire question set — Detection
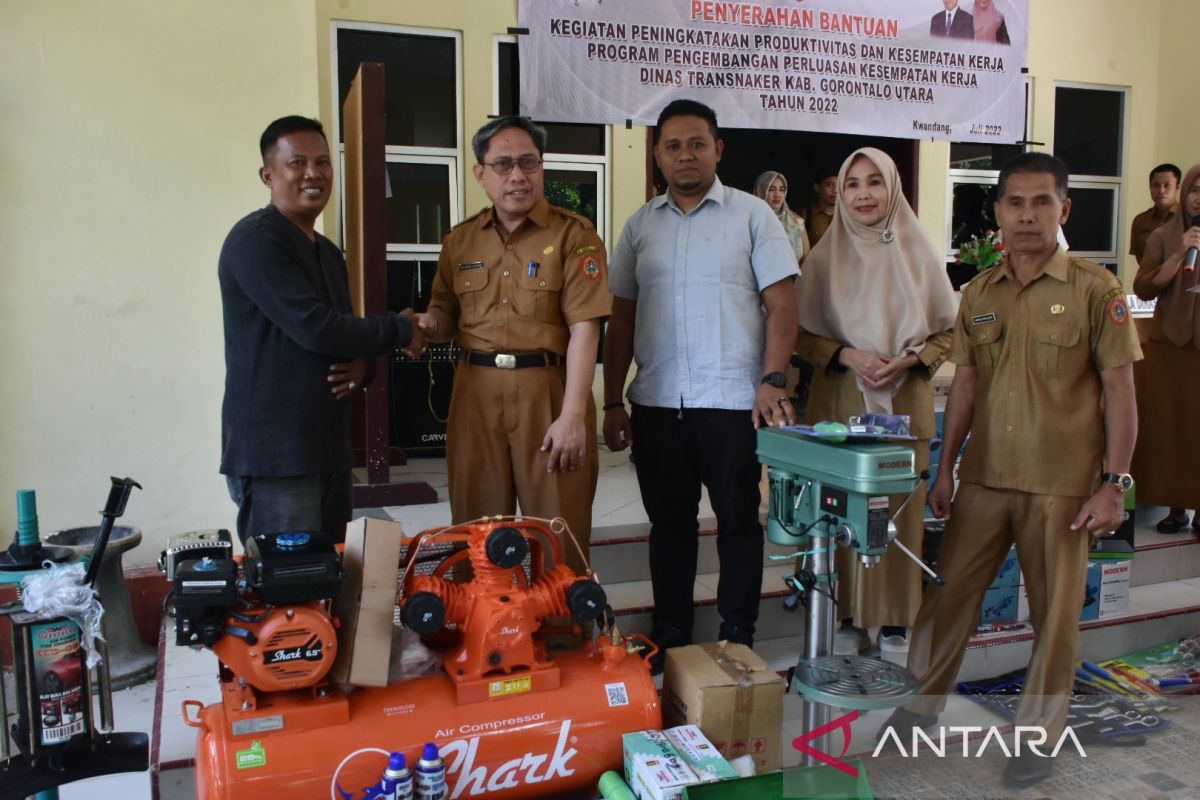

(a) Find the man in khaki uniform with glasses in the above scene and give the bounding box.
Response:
[880,153,1141,790]
[416,116,610,576]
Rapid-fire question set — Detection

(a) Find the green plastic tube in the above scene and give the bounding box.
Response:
[16,489,39,546]
[598,770,637,800]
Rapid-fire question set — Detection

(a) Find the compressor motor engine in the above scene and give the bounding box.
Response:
[163,528,344,695]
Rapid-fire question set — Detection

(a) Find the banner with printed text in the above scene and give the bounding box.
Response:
[517,0,1029,142]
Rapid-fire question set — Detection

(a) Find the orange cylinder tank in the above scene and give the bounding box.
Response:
[188,640,660,799]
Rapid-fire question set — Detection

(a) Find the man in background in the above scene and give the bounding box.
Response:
[803,163,839,246]
[1130,163,1181,264]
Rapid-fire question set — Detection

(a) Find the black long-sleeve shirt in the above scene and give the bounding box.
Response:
[219,205,413,476]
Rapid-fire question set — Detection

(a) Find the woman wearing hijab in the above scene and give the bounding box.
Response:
[795,148,959,659]
[1131,163,1200,532]
[754,171,810,264]
[973,0,1010,44]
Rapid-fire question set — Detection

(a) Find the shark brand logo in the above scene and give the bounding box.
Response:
[442,719,578,797]
[791,710,860,778]
[264,637,323,664]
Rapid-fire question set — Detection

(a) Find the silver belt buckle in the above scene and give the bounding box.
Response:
[494,353,517,369]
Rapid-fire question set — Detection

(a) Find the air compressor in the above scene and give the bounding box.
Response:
[171,517,660,800]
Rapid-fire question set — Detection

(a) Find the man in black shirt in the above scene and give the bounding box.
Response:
[218,115,423,543]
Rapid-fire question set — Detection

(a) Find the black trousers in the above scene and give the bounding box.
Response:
[630,404,764,641]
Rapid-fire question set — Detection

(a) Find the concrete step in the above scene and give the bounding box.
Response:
[602,564,1200,684]
[588,529,798,584]
[590,524,1200,595]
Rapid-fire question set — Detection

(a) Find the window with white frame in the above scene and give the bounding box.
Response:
[331,23,464,257]
[1053,84,1127,262]
[945,78,1032,259]
[494,37,610,242]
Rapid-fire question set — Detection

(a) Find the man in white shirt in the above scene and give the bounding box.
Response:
[602,99,798,659]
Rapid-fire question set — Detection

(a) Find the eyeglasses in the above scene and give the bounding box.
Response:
[481,155,544,175]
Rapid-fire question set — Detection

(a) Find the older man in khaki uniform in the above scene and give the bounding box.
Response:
[417,117,610,575]
[880,153,1142,790]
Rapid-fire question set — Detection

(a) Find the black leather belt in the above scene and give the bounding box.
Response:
[466,351,562,369]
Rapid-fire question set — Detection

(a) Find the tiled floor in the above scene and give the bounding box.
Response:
[10,456,1200,799]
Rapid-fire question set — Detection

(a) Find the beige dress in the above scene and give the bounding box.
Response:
[796,328,952,628]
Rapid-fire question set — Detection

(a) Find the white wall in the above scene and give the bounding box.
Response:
[0,1,319,566]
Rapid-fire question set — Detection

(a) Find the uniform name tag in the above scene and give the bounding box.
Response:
[458,261,483,271]
[972,313,997,324]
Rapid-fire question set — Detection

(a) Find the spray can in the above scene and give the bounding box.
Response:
[384,751,414,800]
[415,742,447,800]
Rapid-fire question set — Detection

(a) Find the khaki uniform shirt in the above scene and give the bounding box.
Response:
[429,198,611,354]
[1129,202,1179,264]
[803,205,834,245]
[950,248,1142,497]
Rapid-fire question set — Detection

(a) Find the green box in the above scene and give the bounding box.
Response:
[681,760,873,799]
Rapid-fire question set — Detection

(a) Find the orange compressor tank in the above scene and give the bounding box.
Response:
[187,642,660,799]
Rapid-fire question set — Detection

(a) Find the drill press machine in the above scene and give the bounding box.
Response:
[758,427,944,768]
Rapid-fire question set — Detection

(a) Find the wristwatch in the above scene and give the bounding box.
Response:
[761,371,787,388]
[1100,472,1134,492]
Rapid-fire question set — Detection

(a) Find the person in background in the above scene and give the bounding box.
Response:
[754,171,810,265]
[1130,163,1182,265]
[802,163,839,245]
[794,148,958,662]
[1131,163,1200,533]
[931,0,974,39]
[603,99,798,661]
[881,153,1141,790]
[973,0,1011,44]
[414,116,610,577]
[219,115,424,545]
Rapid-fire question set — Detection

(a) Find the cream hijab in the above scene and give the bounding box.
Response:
[795,147,958,412]
[753,170,807,261]
[1142,162,1200,348]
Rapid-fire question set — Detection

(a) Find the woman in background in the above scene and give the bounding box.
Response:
[755,170,810,265]
[795,147,958,661]
[1131,163,1200,533]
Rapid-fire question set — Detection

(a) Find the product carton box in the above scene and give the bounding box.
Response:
[989,547,1020,589]
[664,725,738,783]
[624,729,698,800]
[1080,559,1132,621]
[979,583,1019,625]
[663,643,786,773]
[330,517,406,687]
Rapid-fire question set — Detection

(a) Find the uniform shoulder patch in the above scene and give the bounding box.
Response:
[1107,296,1129,325]
[1100,287,1124,305]
[581,254,602,280]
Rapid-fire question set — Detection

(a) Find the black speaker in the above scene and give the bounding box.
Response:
[389,343,461,456]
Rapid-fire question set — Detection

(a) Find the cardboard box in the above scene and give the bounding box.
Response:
[330,517,405,686]
[989,547,1020,589]
[979,583,1019,625]
[1080,559,1132,621]
[664,725,738,784]
[663,643,786,773]
[624,729,697,800]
